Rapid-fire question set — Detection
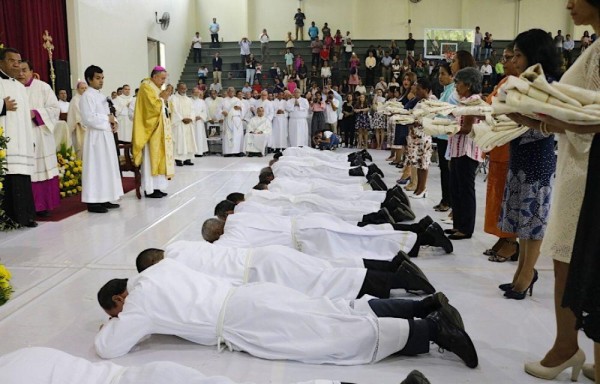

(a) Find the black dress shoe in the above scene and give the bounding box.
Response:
[423,223,454,254]
[25,220,39,227]
[393,262,436,294]
[390,203,416,223]
[103,202,120,209]
[367,163,384,178]
[158,190,168,197]
[417,292,449,319]
[427,306,478,368]
[348,166,365,177]
[36,210,50,217]
[87,203,108,213]
[360,149,373,162]
[448,232,472,240]
[401,370,431,384]
[183,160,194,166]
[194,154,203,158]
[361,207,395,225]
[144,191,164,198]
[236,153,245,157]
[368,173,388,191]
[390,185,410,207]
[418,216,434,231]
[175,160,184,166]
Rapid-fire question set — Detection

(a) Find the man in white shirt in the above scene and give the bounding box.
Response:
[244,106,272,156]
[219,87,244,156]
[205,89,223,138]
[479,59,493,85]
[285,88,309,147]
[79,65,123,213]
[191,31,202,63]
[563,33,575,66]
[209,77,222,94]
[191,88,208,156]
[271,91,289,150]
[239,37,252,66]
[18,60,61,216]
[209,18,220,48]
[324,90,339,134]
[259,28,270,63]
[473,26,483,61]
[171,83,197,166]
[113,84,133,142]
[67,81,88,159]
[57,89,69,116]
[94,259,478,368]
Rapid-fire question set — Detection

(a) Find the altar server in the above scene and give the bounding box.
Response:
[113,84,133,141]
[271,91,289,150]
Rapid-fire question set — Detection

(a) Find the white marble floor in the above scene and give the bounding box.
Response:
[0,149,593,383]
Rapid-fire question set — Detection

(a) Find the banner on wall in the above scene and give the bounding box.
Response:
[424,28,474,59]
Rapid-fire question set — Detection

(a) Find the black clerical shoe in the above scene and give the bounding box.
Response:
[350,155,366,167]
[87,203,108,213]
[236,153,245,157]
[183,160,194,166]
[368,173,388,191]
[383,188,407,207]
[103,202,120,209]
[390,185,410,207]
[348,166,365,177]
[401,370,431,384]
[390,203,416,223]
[144,190,164,198]
[194,154,204,158]
[158,190,168,197]
[416,292,450,319]
[394,262,436,294]
[422,222,453,254]
[383,196,408,212]
[175,160,184,166]
[25,220,39,227]
[361,207,395,225]
[418,216,434,232]
[36,210,50,217]
[360,149,373,162]
[427,305,478,368]
[367,163,384,178]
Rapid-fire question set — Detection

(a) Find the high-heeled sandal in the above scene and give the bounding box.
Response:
[504,269,538,300]
[488,242,520,263]
[524,349,586,381]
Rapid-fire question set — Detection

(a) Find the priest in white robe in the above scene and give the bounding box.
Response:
[271,91,290,150]
[219,87,244,156]
[94,259,477,367]
[283,145,352,163]
[269,176,385,201]
[171,83,197,166]
[271,160,368,185]
[66,81,88,159]
[286,88,310,147]
[191,87,208,156]
[18,60,61,215]
[205,89,223,138]
[79,65,124,213]
[205,211,416,266]
[137,240,434,298]
[244,106,272,156]
[0,48,37,227]
[0,347,346,384]
[113,84,134,142]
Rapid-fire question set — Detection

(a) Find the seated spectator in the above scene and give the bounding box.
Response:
[242,82,252,93]
[197,65,208,80]
[270,62,281,79]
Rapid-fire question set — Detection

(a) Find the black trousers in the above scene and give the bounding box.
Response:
[365,68,375,86]
[211,33,219,44]
[193,48,201,63]
[433,138,451,206]
[449,155,478,234]
[312,53,320,67]
[357,270,392,298]
[342,121,355,147]
[2,174,35,226]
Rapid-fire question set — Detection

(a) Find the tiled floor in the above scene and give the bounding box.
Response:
[0,149,593,383]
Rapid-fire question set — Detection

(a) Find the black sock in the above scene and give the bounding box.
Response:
[399,319,430,356]
[363,259,395,272]
[408,237,421,258]
[368,298,414,318]
[412,300,427,319]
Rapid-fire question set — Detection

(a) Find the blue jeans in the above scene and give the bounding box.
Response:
[319,134,340,150]
[246,69,256,85]
[473,45,481,60]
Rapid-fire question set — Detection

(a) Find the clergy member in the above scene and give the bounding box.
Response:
[286,88,310,147]
[219,87,244,157]
[132,66,174,198]
[79,65,123,213]
[17,60,61,216]
[0,48,37,227]
[57,89,69,120]
[66,81,88,159]
[205,89,222,138]
[171,82,197,166]
[191,87,208,156]
[113,84,133,142]
[94,259,478,368]
[244,106,272,156]
[271,91,289,150]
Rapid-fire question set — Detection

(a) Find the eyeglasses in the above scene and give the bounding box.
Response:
[502,55,514,62]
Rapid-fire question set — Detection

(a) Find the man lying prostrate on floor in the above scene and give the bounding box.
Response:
[215,200,453,254]
[136,240,435,298]
[95,259,478,368]
[268,176,385,200]
[280,147,373,163]
[271,157,384,183]
[1,347,391,384]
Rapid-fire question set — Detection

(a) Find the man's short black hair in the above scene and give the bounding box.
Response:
[0,47,19,60]
[226,192,245,204]
[135,248,164,272]
[20,59,33,71]
[253,183,268,190]
[214,199,236,220]
[97,278,128,310]
[84,65,103,85]
[258,168,274,184]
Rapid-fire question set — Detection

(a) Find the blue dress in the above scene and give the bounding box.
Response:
[498,130,556,239]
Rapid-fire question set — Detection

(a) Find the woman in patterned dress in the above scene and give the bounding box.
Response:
[354,94,370,149]
[370,89,387,149]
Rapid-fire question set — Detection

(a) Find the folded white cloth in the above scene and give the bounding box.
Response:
[389,114,415,124]
[470,117,528,152]
[422,116,460,136]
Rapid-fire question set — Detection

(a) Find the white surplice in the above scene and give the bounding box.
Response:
[79,88,124,203]
[271,98,289,148]
[283,146,350,162]
[0,73,34,176]
[244,115,272,154]
[94,259,408,364]
[66,93,86,158]
[191,96,209,154]
[23,79,60,182]
[269,176,384,202]
[286,97,310,147]
[0,347,342,384]
[113,94,133,142]
[171,93,198,161]
[165,240,366,299]
[219,97,244,154]
[215,212,416,266]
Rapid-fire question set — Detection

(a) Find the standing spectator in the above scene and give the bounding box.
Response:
[293,8,306,41]
[284,48,294,74]
[473,26,483,60]
[480,59,493,85]
[245,54,257,86]
[212,52,223,84]
[309,90,326,136]
[390,40,400,58]
[308,22,319,41]
[239,37,252,66]
[343,36,354,67]
[333,30,344,57]
[380,51,393,83]
[297,58,308,93]
[311,37,323,68]
[494,57,504,84]
[365,51,376,87]
[320,43,331,66]
[554,29,565,55]
[391,55,402,80]
[348,53,360,92]
[285,32,295,53]
[340,93,355,147]
[191,32,202,63]
[209,18,220,48]
[259,29,270,63]
[371,89,387,149]
[320,60,332,88]
[324,90,339,134]
[581,30,591,53]
[331,55,341,86]
[414,60,427,79]
[354,93,370,149]
[483,33,493,59]
[563,34,574,66]
[405,33,416,57]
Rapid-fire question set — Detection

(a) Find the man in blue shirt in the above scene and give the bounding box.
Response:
[209,17,220,48]
[308,22,319,41]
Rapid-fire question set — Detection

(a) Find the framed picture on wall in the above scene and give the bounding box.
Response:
[424,28,474,59]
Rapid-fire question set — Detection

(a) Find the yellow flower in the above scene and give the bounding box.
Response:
[0,126,4,136]
[77,186,82,191]
[60,192,66,198]
[0,181,3,190]
[65,171,71,177]
[0,149,6,158]
[0,265,12,280]
[0,278,10,290]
